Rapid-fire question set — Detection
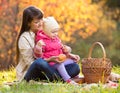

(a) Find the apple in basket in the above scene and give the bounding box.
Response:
[58,54,66,63]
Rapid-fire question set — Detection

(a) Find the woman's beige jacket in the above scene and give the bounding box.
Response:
[16,31,35,81]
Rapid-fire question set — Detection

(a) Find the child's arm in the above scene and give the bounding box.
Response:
[34,40,45,59]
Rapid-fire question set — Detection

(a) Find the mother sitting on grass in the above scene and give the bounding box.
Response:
[16,6,80,83]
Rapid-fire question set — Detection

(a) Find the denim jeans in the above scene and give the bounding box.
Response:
[24,58,80,82]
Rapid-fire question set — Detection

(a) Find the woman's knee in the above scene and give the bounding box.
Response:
[66,63,80,76]
[34,58,49,68]
[72,63,80,74]
[75,63,80,72]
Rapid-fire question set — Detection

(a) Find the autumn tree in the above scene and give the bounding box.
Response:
[0,0,20,70]
[0,0,119,70]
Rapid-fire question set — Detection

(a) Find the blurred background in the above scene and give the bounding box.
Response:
[0,0,120,70]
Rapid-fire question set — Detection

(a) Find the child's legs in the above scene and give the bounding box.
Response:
[63,59,79,78]
[63,58,74,66]
[54,63,71,81]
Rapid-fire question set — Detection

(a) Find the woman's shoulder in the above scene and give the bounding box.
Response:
[19,31,35,40]
[18,31,35,48]
[21,31,34,37]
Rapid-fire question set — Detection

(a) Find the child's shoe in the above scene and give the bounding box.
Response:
[66,79,79,85]
[71,75,85,84]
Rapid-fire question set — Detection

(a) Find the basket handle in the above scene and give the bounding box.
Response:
[88,42,106,59]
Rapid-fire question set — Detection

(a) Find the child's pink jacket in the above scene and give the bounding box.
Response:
[34,30,63,65]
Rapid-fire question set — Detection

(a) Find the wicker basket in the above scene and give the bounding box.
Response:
[81,42,112,84]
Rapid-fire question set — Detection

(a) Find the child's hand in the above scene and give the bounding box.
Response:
[37,40,45,47]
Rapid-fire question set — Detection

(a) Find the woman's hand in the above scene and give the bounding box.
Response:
[69,54,80,63]
[46,56,64,63]
[48,56,58,62]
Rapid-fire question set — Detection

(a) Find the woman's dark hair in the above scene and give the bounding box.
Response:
[16,6,44,63]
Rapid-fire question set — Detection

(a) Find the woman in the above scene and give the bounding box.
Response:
[16,6,80,82]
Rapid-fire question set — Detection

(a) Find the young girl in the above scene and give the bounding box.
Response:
[34,17,80,85]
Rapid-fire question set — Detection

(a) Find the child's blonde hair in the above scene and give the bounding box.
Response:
[43,17,60,32]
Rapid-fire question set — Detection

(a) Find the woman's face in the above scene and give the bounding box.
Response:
[30,18,43,33]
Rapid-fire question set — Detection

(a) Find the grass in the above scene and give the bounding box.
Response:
[0,66,120,93]
[0,67,16,85]
[1,81,120,93]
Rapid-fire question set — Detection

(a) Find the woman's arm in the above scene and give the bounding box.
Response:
[61,44,80,62]
[18,35,35,66]
[68,53,80,62]
[62,45,72,54]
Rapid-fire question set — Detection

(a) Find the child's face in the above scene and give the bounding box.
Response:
[30,18,43,33]
[45,28,59,39]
